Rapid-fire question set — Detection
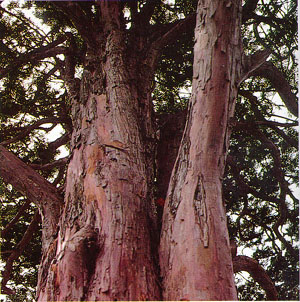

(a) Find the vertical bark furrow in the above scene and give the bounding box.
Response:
[193,174,209,248]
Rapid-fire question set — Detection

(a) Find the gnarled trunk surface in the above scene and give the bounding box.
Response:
[37,3,161,301]
[0,0,278,300]
[159,0,242,300]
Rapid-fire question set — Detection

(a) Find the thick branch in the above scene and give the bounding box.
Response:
[250,120,297,127]
[52,1,97,47]
[238,90,298,148]
[250,61,298,117]
[268,124,298,149]
[146,13,196,69]
[0,146,63,251]
[48,132,71,152]
[239,49,271,85]
[233,255,278,300]
[242,0,292,27]
[139,0,162,26]
[250,130,295,255]
[242,0,259,23]
[246,12,294,27]
[227,153,297,258]
[52,165,66,187]
[236,119,298,130]
[226,155,282,205]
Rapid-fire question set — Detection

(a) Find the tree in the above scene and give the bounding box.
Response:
[0,0,298,301]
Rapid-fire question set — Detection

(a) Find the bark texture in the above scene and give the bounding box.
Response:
[37,2,161,300]
[159,0,243,300]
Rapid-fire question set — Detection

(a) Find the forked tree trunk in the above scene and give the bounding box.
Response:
[0,0,275,300]
[159,0,242,300]
[37,3,161,301]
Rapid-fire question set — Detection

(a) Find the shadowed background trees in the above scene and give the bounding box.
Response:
[0,0,298,300]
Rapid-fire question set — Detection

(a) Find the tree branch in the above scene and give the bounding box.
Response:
[237,120,297,128]
[0,146,63,252]
[30,157,68,171]
[0,117,67,147]
[233,255,278,300]
[1,210,41,295]
[51,1,97,47]
[48,132,71,153]
[53,165,66,187]
[0,36,67,79]
[239,49,271,85]
[1,199,32,238]
[250,61,298,117]
[238,90,298,148]
[227,149,297,258]
[268,125,298,149]
[0,6,48,40]
[227,155,283,206]
[242,0,259,23]
[146,13,196,69]
[139,0,162,26]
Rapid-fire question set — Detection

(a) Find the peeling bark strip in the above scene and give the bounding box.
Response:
[160,0,245,300]
[193,175,209,248]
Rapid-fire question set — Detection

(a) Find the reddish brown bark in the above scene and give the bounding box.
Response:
[1,0,278,300]
[0,145,62,252]
[233,255,279,300]
[159,0,243,300]
[36,2,161,300]
[250,61,298,117]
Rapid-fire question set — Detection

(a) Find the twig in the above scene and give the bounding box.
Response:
[1,199,31,237]
[1,211,41,295]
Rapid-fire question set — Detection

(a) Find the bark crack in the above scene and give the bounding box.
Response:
[193,175,209,248]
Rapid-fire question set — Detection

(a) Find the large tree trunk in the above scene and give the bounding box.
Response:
[37,3,161,301]
[159,0,242,300]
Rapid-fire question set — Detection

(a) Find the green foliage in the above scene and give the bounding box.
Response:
[0,182,41,301]
[153,29,193,113]
[0,2,68,299]
[237,273,267,301]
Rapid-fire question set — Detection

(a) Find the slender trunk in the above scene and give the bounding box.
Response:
[37,3,161,300]
[159,0,242,300]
